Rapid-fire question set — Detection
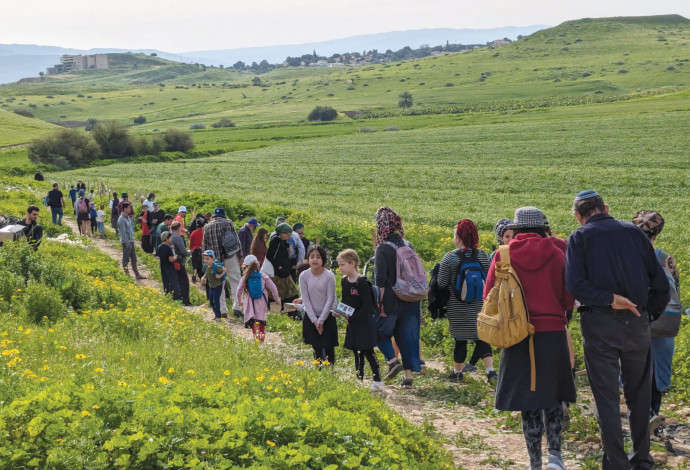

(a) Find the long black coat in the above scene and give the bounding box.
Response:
[342,277,378,351]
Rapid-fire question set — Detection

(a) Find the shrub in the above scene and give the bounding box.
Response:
[445,82,454,87]
[357,127,375,133]
[133,115,147,125]
[189,123,206,130]
[307,106,337,122]
[211,118,235,128]
[23,280,65,324]
[93,121,139,159]
[163,128,194,152]
[385,126,400,131]
[581,72,591,77]
[28,129,101,169]
[618,69,628,74]
[0,270,23,313]
[13,109,34,118]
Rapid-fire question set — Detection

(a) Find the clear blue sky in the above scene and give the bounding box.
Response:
[2,0,688,52]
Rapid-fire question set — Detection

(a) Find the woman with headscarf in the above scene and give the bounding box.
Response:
[437,219,496,383]
[489,218,514,263]
[374,207,422,389]
[632,210,681,435]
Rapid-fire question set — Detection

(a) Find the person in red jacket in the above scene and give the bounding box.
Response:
[484,206,576,470]
[189,219,206,283]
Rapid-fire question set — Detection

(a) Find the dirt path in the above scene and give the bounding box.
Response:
[55,215,688,469]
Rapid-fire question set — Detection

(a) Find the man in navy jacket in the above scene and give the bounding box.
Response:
[566,190,669,470]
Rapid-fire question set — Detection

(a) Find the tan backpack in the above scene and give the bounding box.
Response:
[477,245,536,391]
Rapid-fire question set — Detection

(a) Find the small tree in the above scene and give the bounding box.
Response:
[28,129,101,168]
[398,91,413,111]
[307,106,337,122]
[133,115,147,124]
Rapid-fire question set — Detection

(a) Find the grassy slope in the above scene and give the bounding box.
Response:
[0,15,688,132]
[0,108,56,148]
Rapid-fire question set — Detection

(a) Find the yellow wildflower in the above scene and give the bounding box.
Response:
[224,370,230,376]
[266,440,276,447]
[75,354,86,360]
[92,404,100,410]
[186,369,195,375]
[81,410,91,418]
[94,367,104,373]
[168,367,175,373]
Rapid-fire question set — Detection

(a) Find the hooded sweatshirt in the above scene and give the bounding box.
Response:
[484,233,574,332]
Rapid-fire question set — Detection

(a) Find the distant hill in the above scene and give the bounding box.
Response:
[0,25,546,84]
[0,14,688,133]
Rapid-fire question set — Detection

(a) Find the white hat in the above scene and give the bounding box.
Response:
[243,255,259,266]
[178,206,187,213]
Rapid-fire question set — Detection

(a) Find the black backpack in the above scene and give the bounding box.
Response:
[427,263,449,319]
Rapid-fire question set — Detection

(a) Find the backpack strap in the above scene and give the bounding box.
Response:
[498,245,511,265]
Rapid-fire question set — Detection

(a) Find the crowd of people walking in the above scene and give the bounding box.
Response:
[39,182,683,470]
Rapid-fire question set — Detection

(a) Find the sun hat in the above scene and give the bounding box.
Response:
[247,217,260,226]
[202,249,215,258]
[507,206,548,229]
[213,208,226,218]
[275,222,293,234]
[243,254,259,266]
[574,189,600,201]
[632,210,665,237]
[178,206,187,213]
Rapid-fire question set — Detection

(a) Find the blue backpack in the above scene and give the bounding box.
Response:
[211,261,226,283]
[247,272,264,299]
[454,249,486,303]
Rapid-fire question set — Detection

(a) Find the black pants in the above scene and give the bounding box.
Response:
[176,265,190,305]
[161,267,180,300]
[313,346,335,366]
[354,349,381,381]
[454,339,492,364]
[581,308,653,470]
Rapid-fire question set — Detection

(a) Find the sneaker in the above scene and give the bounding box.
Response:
[135,275,147,280]
[545,456,566,470]
[420,359,426,369]
[461,363,477,373]
[487,370,498,387]
[232,309,243,318]
[356,372,364,381]
[383,360,403,380]
[370,381,385,392]
[123,266,130,275]
[446,371,463,383]
[401,378,413,389]
[649,414,664,436]
[212,317,222,322]
[220,314,228,319]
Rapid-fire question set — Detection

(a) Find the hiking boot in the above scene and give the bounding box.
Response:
[447,371,463,383]
[649,414,664,436]
[383,360,403,380]
[370,381,385,392]
[461,363,477,373]
[487,370,498,387]
[401,378,413,389]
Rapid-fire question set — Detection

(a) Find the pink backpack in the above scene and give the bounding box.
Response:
[385,240,429,302]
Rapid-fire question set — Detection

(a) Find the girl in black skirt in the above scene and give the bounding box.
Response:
[336,249,383,392]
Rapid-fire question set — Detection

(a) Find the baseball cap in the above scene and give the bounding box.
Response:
[248,217,259,226]
[178,206,187,213]
[202,249,215,258]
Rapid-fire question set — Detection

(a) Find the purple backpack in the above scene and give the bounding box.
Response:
[385,240,429,302]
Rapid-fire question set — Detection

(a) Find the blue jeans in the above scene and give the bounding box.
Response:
[51,207,63,225]
[651,337,674,392]
[377,301,421,372]
[208,285,223,318]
